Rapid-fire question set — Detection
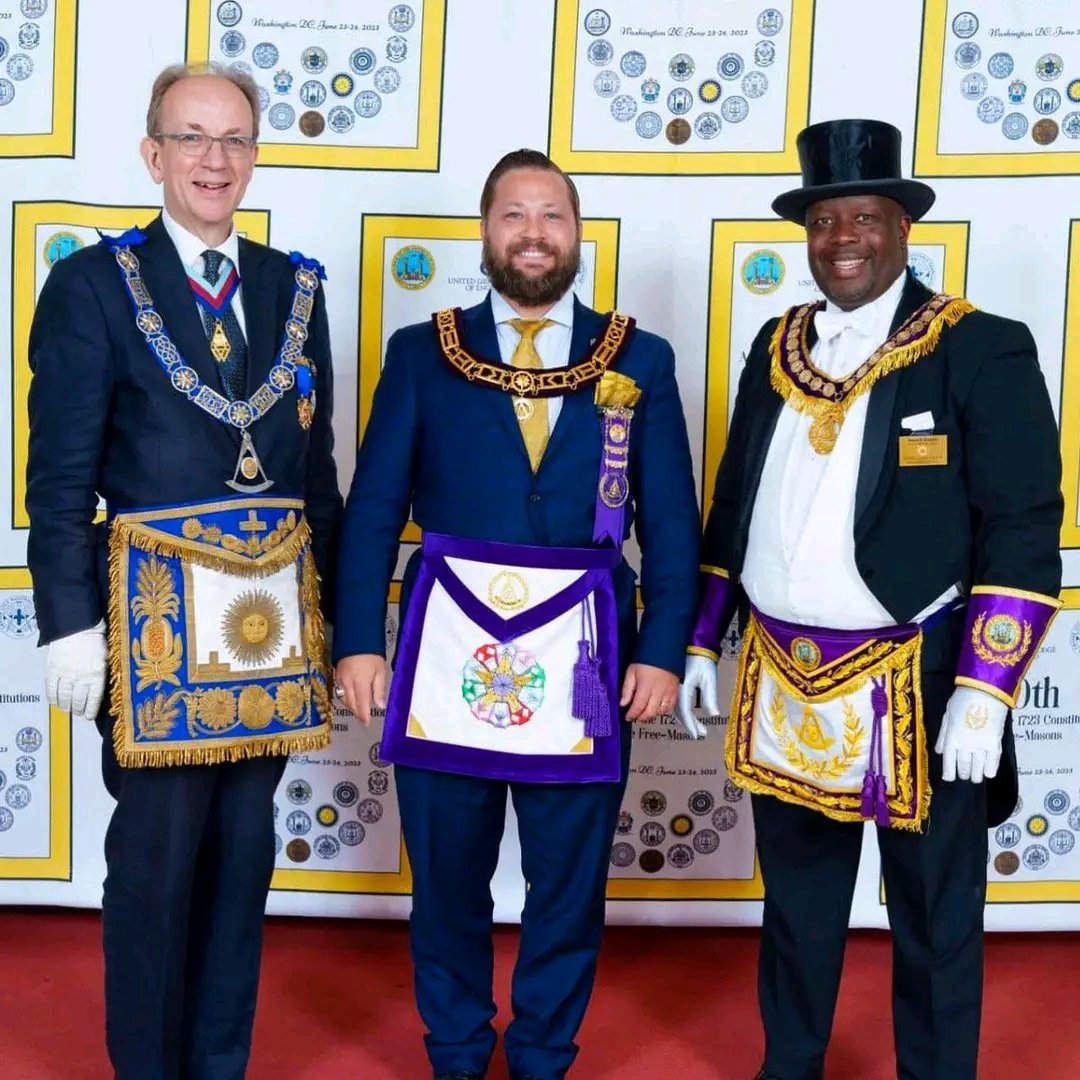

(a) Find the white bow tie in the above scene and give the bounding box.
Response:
[815,308,874,343]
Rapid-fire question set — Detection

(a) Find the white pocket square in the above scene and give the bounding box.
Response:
[901,410,935,432]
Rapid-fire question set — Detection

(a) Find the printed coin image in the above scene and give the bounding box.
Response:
[274,833,282,855]
[1069,805,1080,830]
[952,11,978,38]
[665,118,691,143]
[667,843,694,869]
[975,96,1004,124]
[596,69,622,97]
[638,849,664,873]
[670,814,694,837]
[616,810,634,834]
[757,8,783,36]
[220,31,245,58]
[1046,789,1071,815]
[1002,113,1028,140]
[1027,813,1049,836]
[327,106,354,133]
[669,53,694,81]
[316,804,338,827]
[301,46,328,74]
[14,756,36,782]
[721,95,749,123]
[689,790,715,815]
[355,90,382,118]
[388,4,416,33]
[620,50,646,77]
[641,790,667,816]
[635,110,662,139]
[287,779,312,804]
[1032,118,1059,144]
[584,9,610,35]
[1023,844,1050,871]
[286,809,311,836]
[587,40,613,66]
[286,838,311,862]
[5,784,30,810]
[954,43,981,70]
[374,66,400,93]
[723,779,744,803]
[742,71,768,98]
[713,805,738,831]
[959,72,987,101]
[994,850,1019,875]
[610,94,637,121]
[369,743,390,767]
[698,78,722,104]
[217,1,242,27]
[268,103,294,130]
[0,807,11,831]
[351,47,376,75]
[1034,88,1061,116]
[995,822,1021,849]
[15,727,42,753]
[368,770,389,795]
[314,835,340,859]
[253,42,279,68]
[299,80,326,108]
[987,52,1013,79]
[1063,111,1080,138]
[357,798,384,824]
[333,781,359,806]
[1049,829,1075,855]
[667,87,693,115]
[1013,796,1023,816]
[299,110,325,137]
[754,40,776,67]
[693,828,720,854]
[640,821,667,847]
[717,53,744,80]
[610,841,636,867]
[0,770,5,791]
[387,36,408,62]
[1036,53,1064,81]
[339,820,365,846]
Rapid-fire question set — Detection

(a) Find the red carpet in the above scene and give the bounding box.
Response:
[2,909,1076,1078]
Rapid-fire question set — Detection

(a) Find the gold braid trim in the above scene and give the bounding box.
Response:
[110,515,311,578]
[724,616,931,832]
[768,295,977,438]
[433,308,635,396]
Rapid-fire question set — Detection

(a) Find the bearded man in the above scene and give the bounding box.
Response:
[333,148,699,1080]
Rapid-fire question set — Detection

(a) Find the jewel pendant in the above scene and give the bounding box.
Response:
[808,412,842,455]
[513,397,535,422]
[226,431,273,492]
[210,319,231,363]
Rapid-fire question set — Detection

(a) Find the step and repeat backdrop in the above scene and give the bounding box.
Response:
[0,0,1079,930]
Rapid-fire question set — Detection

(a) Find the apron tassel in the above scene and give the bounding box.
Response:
[861,676,891,827]
[572,600,611,738]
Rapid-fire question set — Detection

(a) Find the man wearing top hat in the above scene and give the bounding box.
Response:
[678,119,1062,1078]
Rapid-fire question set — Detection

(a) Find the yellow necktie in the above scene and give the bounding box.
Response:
[508,317,554,471]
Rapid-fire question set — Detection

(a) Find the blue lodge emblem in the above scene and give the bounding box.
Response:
[391,244,435,289]
[741,249,785,296]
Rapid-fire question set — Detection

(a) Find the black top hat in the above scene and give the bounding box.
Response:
[771,119,936,224]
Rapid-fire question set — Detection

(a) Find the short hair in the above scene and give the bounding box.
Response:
[146,62,261,141]
[479,149,581,222]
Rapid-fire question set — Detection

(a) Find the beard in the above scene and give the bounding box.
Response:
[483,238,581,308]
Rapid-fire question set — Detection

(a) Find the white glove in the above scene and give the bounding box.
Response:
[934,685,1008,784]
[674,654,719,740]
[45,620,107,720]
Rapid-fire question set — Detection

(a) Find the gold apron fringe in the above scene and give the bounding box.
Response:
[110,515,311,579]
[111,721,330,768]
[724,618,931,832]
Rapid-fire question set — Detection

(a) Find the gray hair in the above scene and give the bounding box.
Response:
[146,61,260,140]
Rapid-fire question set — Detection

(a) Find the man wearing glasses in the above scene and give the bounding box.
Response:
[25,64,341,1078]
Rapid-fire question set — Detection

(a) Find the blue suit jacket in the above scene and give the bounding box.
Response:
[334,294,700,676]
[26,215,343,645]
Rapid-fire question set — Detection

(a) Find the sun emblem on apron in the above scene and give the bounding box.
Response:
[221,589,285,666]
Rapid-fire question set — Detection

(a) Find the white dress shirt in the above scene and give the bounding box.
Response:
[490,288,576,433]
[161,207,247,338]
[742,271,909,630]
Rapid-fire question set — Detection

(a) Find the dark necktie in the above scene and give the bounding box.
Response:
[200,249,248,401]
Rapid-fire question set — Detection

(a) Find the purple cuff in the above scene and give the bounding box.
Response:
[688,566,736,660]
[955,586,1062,706]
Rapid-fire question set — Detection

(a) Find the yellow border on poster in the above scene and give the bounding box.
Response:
[0,703,72,882]
[703,219,970,513]
[606,852,765,901]
[11,202,270,531]
[272,835,412,894]
[357,214,620,544]
[0,0,77,158]
[985,587,1080,903]
[185,0,446,170]
[1060,222,1080,550]
[549,0,814,175]
[914,0,1080,177]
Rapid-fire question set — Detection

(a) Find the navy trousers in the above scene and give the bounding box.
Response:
[395,723,631,1080]
[752,672,989,1080]
[97,714,285,1080]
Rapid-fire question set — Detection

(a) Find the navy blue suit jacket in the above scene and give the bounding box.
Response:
[334,294,700,677]
[26,214,343,645]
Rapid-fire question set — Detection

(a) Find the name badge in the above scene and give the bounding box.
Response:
[899,434,947,467]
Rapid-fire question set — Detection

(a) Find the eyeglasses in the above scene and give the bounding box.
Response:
[154,132,257,157]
